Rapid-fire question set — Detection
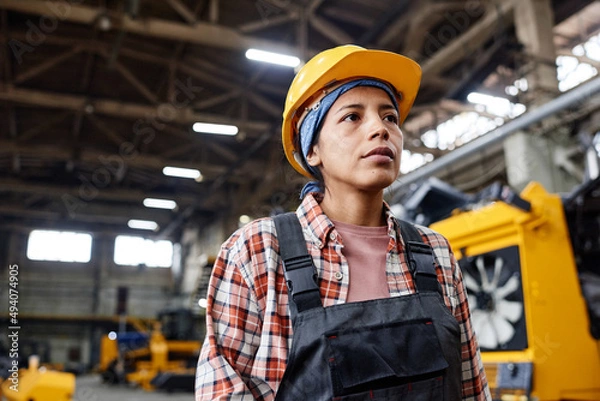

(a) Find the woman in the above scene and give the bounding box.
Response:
[196,45,491,401]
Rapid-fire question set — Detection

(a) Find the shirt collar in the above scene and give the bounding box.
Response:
[296,194,399,248]
[296,193,334,249]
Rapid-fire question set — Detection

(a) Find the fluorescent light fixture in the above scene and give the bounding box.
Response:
[162,166,202,181]
[192,122,239,136]
[127,219,159,231]
[245,48,301,68]
[143,198,177,210]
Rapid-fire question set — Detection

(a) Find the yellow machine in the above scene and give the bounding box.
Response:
[125,323,199,391]
[1,356,75,401]
[431,182,600,400]
[98,309,201,392]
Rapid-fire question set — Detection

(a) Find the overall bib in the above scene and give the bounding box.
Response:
[273,214,462,401]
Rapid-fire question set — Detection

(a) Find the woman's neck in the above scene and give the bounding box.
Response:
[319,188,386,227]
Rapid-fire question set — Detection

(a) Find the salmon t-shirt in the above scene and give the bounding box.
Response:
[331,219,390,303]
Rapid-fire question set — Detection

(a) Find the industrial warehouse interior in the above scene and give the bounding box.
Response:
[1,0,600,400]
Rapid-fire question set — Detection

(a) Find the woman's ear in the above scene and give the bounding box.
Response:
[305,145,322,168]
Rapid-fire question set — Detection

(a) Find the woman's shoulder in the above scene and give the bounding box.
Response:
[216,217,283,295]
[411,223,452,250]
[222,216,279,257]
[401,222,456,272]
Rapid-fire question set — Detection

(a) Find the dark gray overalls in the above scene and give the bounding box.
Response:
[273,213,463,401]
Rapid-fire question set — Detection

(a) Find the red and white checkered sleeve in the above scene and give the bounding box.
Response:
[195,231,265,401]
[449,244,492,401]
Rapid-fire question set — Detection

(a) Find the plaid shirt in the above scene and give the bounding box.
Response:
[196,194,491,401]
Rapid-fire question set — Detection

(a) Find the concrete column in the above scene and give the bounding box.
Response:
[505,0,579,193]
[504,131,579,192]
[91,234,112,315]
[514,0,559,104]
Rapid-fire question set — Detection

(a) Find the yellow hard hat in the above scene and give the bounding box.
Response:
[282,45,422,178]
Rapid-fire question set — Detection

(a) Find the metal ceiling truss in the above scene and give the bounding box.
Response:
[0,0,597,237]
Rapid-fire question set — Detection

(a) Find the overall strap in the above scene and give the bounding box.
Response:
[273,213,322,319]
[399,220,442,294]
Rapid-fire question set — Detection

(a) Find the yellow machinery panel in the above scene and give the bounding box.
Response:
[1,357,75,401]
[431,182,600,400]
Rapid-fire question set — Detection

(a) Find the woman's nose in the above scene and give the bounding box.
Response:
[368,118,390,140]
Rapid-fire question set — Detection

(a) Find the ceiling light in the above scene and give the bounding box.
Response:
[245,48,301,68]
[192,122,238,136]
[162,166,202,181]
[143,198,177,210]
[96,14,112,31]
[127,219,159,231]
[198,298,208,308]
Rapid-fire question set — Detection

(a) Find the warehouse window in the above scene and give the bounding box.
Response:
[114,236,173,268]
[27,230,92,263]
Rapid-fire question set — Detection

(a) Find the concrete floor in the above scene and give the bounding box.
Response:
[74,375,194,401]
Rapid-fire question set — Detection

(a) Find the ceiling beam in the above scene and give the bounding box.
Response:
[438,99,501,120]
[246,91,282,117]
[320,6,372,28]
[375,12,410,49]
[85,114,127,147]
[358,0,410,46]
[209,0,219,23]
[421,0,516,79]
[308,13,353,44]
[0,87,272,133]
[0,140,267,181]
[238,12,298,34]
[1,8,13,83]
[7,106,17,138]
[2,31,289,100]
[166,0,197,24]
[18,110,72,141]
[157,123,241,164]
[14,46,84,84]
[0,140,229,178]
[0,177,197,205]
[0,202,173,226]
[0,0,300,55]
[0,204,58,220]
[194,89,241,109]
[158,142,200,159]
[402,4,453,57]
[110,59,160,104]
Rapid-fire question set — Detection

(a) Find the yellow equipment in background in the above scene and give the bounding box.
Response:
[1,356,75,401]
[431,182,600,400]
[98,308,201,392]
[125,322,200,390]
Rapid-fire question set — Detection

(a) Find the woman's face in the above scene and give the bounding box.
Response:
[306,86,403,194]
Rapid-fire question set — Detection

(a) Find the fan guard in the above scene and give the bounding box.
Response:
[459,246,528,351]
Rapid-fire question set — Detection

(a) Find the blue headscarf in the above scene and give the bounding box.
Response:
[298,79,399,198]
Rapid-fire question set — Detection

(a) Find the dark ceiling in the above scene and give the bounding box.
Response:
[0,0,597,239]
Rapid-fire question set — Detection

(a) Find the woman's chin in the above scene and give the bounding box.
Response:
[357,173,398,192]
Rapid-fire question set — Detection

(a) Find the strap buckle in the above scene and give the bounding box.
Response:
[406,241,442,294]
[283,256,319,296]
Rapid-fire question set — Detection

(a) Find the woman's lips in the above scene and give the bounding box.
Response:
[363,146,395,162]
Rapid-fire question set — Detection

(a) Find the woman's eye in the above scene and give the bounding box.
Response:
[343,113,359,122]
[384,114,399,124]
